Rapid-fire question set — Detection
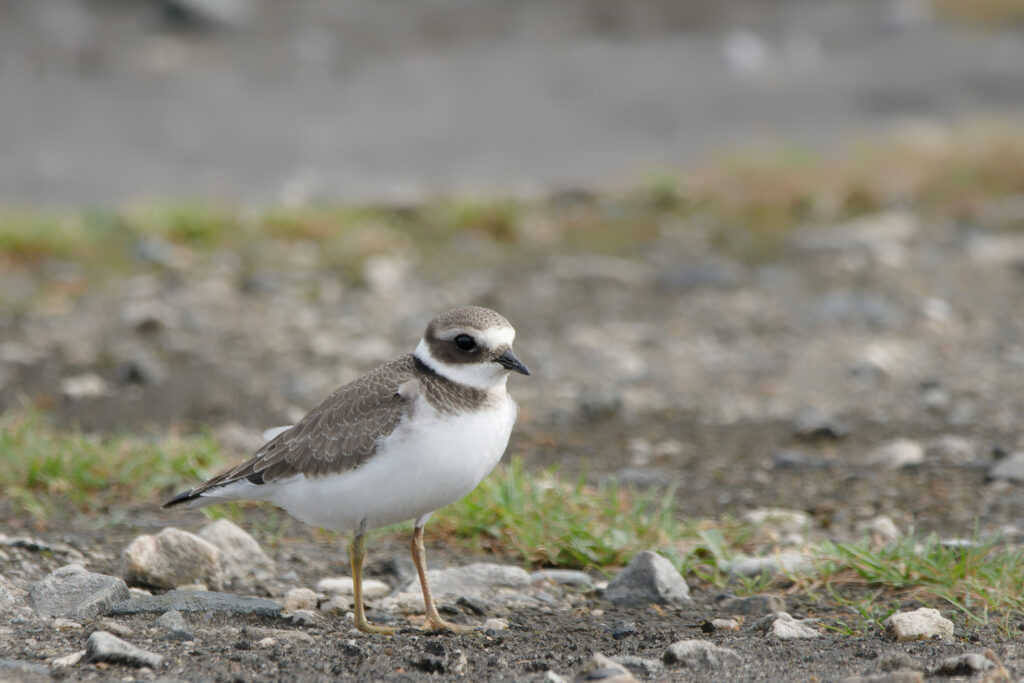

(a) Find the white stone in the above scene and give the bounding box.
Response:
[603,551,691,606]
[663,639,742,667]
[123,527,224,591]
[866,439,924,469]
[766,612,820,639]
[726,553,813,577]
[316,576,390,599]
[198,519,275,589]
[60,373,108,399]
[283,587,318,612]
[884,608,954,641]
[483,618,509,631]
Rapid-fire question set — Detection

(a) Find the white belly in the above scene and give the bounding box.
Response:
[263,396,517,531]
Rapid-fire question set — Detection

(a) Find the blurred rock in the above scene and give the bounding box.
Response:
[663,639,741,667]
[316,576,390,599]
[884,608,953,641]
[29,564,129,621]
[198,519,274,590]
[121,299,180,333]
[84,631,164,669]
[937,653,994,676]
[987,452,1024,483]
[715,593,786,616]
[866,439,924,469]
[109,589,281,617]
[283,587,317,612]
[123,527,224,591]
[161,0,254,30]
[758,612,821,639]
[772,449,834,470]
[792,408,850,440]
[926,435,975,464]
[656,260,744,292]
[576,652,637,683]
[726,553,813,578]
[60,373,108,399]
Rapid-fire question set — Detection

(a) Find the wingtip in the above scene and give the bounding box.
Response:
[162,488,196,509]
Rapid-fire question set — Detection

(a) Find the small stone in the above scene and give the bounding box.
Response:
[286,609,323,626]
[716,593,786,615]
[884,608,954,641]
[663,639,742,667]
[175,583,208,591]
[866,439,925,469]
[576,652,638,682]
[316,576,389,599]
[60,373,109,399]
[609,656,664,678]
[742,508,810,545]
[123,527,224,591]
[756,612,821,639]
[988,452,1024,482]
[771,450,834,470]
[284,587,318,612]
[711,618,740,631]
[860,515,901,545]
[109,589,282,617]
[841,673,925,683]
[51,650,85,668]
[50,618,82,630]
[483,617,508,631]
[94,619,132,638]
[610,621,636,638]
[602,551,691,607]
[120,298,180,332]
[726,553,813,577]
[154,610,187,632]
[530,570,596,591]
[84,631,164,669]
[793,408,850,440]
[937,653,994,675]
[256,637,276,649]
[319,596,350,617]
[198,519,275,590]
[28,564,131,621]
[926,435,975,464]
[456,595,498,616]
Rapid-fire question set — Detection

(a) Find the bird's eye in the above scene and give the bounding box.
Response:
[454,334,477,352]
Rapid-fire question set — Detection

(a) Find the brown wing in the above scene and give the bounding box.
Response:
[191,355,417,494]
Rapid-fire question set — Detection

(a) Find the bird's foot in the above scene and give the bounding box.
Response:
[353,618,396,635]
[420,615,474,633]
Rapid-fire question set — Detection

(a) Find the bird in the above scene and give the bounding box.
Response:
[163,306,530,634]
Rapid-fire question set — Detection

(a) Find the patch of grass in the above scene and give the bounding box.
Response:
[804,533,1024,628]
[0,411,224,523]
[430,456,685,569]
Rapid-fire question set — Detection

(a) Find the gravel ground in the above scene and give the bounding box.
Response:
[2,199,1024,679]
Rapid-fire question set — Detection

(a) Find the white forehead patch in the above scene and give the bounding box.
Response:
[436,325,515,349]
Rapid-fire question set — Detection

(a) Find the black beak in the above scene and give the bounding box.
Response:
[495,349,531,375]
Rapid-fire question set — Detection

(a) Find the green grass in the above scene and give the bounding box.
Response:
[0,411,224,522]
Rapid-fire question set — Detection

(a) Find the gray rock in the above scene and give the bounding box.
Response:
[663,639,741,667]
[793,408,850,440]
[841,673,925,683]
[656,260,744,292]
[726,553,813,577]
[883,608,953,641]
[926,435,975,464]
[937,653,994,675]
[529,570,595,591]
[161,0,254,29]
[0,577,26,617]
[109,589,281,617]
[28,564,130,621]
[602,551,691,607]
[424,563,531,598]
[123,527,225,591]
[609,656,664,678]
[771,449,834,470]
[988,451,1024,482]
[866,439,925,469]
[283,587,318,612]
[809,290,905,330]
[198,519,274,589]
[84,631,164,669]
[575,652,637,683]
[715,593,786,616]
[0,659,51,677]
[153,609,192,640]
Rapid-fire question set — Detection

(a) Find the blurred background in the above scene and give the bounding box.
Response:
[2,0,1024,541]
[3,0,1024,206]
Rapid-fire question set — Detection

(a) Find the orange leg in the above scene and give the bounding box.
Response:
[410,525,473,632]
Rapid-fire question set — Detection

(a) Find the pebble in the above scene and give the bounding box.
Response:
[109,589,282,617]
[609,656,664,678]
[575,652,637,683]
[926,435,975,464]
[742,508,809,545]
[602,551,691,607]
[866,439,925,469]
[609,620,636,638]
[59,373,109,399]
[316,576,390,599]
[286,609,323,626]
[716,593,786,616]
[841,672,925,683]
[123,527,225,591]
[530,570,596,591]
[757,612,821,639]
[860,515,901,545]
[84,631,164,669]
[51,650,85,668]
[792,408,850,440]
[771,449,833,470]
[937,652,994,675]
[198,519,275,590]
[283,587,318,612]
[483,617,508,631]
[256,637,276,649]
[28,563,130,621]
[663,639,742,667]
[319,596,350,617]
[726,553,813,577]
[987,452,1024,482]
[711,618,740,631]
[95,619,133,638]
[883,608,954,641]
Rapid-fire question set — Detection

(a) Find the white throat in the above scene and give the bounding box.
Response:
[414,339,510,392]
